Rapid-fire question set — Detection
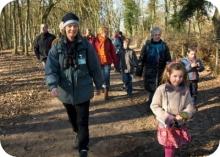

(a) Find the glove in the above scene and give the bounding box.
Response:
[114,64,121,73]
[51,88,59,97]
[135,65,143,77]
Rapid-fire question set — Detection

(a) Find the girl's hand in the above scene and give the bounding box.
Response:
[175,114,183,121]
[51,88,59,97]
[165,115,175,127]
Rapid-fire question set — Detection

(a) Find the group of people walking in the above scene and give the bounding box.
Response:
[33,12,204,157]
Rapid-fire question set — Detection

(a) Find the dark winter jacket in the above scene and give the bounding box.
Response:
[34,32,56,61]
[139,39,171,92]
[45,35,103,105]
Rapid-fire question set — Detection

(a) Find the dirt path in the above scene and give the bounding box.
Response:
[0,52,219,157]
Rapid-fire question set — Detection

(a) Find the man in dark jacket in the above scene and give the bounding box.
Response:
[45,12,103,157]
[34,24,56,67]
[138,27,171,112]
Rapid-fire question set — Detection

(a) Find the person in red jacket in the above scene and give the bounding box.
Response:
[93,26,119,100]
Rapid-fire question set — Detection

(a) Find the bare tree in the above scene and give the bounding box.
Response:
[212,7,220,74]
[148,0,158,29]
[2,8,9,49]
[9,2,14,48]
[164,0,169,34]
[12,1,18,55]
[41,0,60,23]
[16,0,25,53]
[25,0,30,55]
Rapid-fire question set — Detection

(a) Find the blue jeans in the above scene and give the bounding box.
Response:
[122,72,132,96]
[189,80,198,105]
[101,65,111,90]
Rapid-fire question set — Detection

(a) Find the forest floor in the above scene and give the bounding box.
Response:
[0,50,219,157]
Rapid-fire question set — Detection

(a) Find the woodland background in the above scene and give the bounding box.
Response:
[0,0,220,74]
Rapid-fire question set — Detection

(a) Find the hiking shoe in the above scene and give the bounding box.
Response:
[127,94,133,101]
[104,89,109,100]
[79,150,88,157]
[121,85,126,91]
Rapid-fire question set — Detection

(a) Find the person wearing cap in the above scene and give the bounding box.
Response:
[137,26,171,112]
[33,23,56,67]
[45,12,103,157]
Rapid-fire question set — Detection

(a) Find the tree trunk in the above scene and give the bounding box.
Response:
[187,20,191,43]
[212,8,220,39]
[2,8,9,49]
[29,19,33,51]
[215,43,219,74]
[0,24,3,50]
[41,0,57,23]
[172,0,177,15]
[25,0,30,55]
[164,0,169,35]
[16,0,25,53]
[212,7,220,74]
[197,21,202,37]
[9,3,13,48]
[153,0,156,25]
[12,2,18,55]
[181,44,185,57]
[150,0,157,29]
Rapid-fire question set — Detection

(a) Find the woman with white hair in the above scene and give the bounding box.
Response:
[137,26,171,112]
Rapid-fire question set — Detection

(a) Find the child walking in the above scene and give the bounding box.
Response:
[150,62,196,157]
[181,45,204,105]
[120,38,138,97]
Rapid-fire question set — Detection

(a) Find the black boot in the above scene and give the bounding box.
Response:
[79,150,88,157]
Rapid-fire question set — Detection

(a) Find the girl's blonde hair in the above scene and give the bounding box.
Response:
[161,62,187,85]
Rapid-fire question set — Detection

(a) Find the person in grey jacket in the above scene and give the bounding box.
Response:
[45,12,103,157]
[120,38,138,97]
[181,45,204,105]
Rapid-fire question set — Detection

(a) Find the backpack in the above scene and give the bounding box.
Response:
[135,40,167,77]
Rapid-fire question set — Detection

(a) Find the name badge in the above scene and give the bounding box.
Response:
[78,55,86,65]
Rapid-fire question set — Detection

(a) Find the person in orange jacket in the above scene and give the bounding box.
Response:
[93,26,119,100]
